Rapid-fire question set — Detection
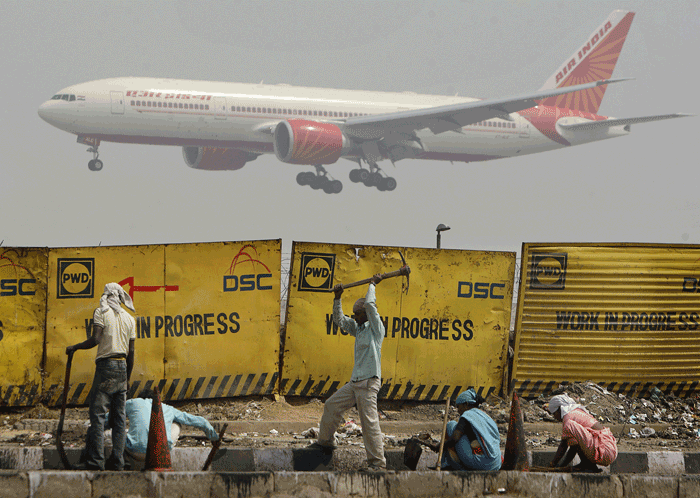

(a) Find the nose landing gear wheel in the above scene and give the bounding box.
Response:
[88,159,104,171]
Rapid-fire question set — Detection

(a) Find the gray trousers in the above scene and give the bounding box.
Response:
[318,377,386,467]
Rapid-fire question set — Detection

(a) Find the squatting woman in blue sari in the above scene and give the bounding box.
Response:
[440,389,501,471]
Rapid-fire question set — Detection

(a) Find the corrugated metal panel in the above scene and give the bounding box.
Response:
[512,243,700,398]
[283,242,516,400]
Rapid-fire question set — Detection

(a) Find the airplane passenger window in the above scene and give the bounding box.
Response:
[205,105,209,110]
[323,111,328,116]
[195,104,199,110]
[136,101,141,106]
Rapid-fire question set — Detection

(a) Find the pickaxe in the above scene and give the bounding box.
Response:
[338,250,410,293]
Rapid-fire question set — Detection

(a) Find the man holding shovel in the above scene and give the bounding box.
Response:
[66,282,136,471]
[309,274,387,471]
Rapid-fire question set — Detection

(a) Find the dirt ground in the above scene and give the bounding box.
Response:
[1,383,699,453]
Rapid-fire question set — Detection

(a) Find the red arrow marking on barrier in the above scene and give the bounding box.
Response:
[118,276,179,301]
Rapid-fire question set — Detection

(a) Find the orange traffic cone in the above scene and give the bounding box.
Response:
[502,391,529,471]
[144,386,172,471]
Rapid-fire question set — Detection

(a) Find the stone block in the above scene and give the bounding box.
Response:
[439,471,492,497]
[618,475,679,498]
[211,448,255,472]
[158,472,214,498]
[43,448,84,470]
[568,474,623,498]
[610,451,648,474]
[507,471,571,498]
[171,447,208,471]
[530,450,557,468]
[274,471,333,494]
[329,472,388,497]
[0,447,43,470]
[293,449,333,471]
[27,471,92,498]
[91,471,154,498]
[647,451,685,475]
[254,448,293,471]
[684,453,700,474]
[386,471,448,498]
[0,471,29,498]
[679,475,700,498]
[211,472,274,498]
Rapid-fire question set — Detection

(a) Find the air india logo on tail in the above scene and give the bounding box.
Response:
[530,253,568,290]
[538,10,635,114]
[298,253,335,292]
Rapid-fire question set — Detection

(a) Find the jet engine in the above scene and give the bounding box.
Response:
[273,119,351,165]
[182,146,256,170]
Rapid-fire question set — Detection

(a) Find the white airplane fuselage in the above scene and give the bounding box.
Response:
[38,77,622,163]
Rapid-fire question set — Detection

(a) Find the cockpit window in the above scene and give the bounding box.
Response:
[70,94,76,101]
[51,94,76,101]
[61,94,70,101]
[51,94,62,100]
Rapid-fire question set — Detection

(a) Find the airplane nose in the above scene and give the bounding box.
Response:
[37,101,52,122]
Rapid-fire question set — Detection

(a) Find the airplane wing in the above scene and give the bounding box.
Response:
[558,113,693,131]
[340,78,632,140]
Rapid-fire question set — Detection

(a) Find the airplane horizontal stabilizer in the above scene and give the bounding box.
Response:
[559,113,693,131]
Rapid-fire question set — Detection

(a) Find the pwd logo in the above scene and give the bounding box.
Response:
[57,258,94,298]
[530,253,568,290]
[298,253,335,292]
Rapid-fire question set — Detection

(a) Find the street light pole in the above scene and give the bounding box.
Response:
[436,224,451,249]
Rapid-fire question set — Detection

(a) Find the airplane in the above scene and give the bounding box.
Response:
[38,10,690,194]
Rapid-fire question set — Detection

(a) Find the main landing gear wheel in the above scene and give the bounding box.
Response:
[88,159,103,171]
[298,165,343,194]
[323,180,343,194]
[377,176,397,192]
[296,172,315,186]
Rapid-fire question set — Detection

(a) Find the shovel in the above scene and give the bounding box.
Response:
[56,350,74,470]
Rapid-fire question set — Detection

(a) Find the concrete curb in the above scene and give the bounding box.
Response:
[11,418,672,435]
[0,470,698,498]
[2,447,700,475]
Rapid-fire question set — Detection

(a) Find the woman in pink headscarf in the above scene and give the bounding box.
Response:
[548,394,618,472]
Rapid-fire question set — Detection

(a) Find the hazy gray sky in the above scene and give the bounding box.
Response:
[2,0,698,257]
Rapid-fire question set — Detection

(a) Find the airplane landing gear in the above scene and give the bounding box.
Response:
[87,145,103,171]
[349,162,397,192]
[297,165,343,194]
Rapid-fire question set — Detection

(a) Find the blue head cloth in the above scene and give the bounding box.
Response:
[455,388,478,406]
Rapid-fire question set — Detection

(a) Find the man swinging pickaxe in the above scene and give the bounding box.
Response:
[335,250,411,294]
[310,250,410,469]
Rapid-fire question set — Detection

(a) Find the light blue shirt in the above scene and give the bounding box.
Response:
[333,283,385,382]
[123,398,218,455]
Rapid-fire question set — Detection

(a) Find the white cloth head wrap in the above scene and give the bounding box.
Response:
[99,283,135,314]
[548,394,588,417]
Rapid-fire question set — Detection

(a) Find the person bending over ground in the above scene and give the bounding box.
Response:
[548,393,618,472]
[439,388,501,471]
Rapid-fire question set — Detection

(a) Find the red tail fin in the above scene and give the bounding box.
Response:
[538,10,635,113]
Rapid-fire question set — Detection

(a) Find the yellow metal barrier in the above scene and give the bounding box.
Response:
[0,248,47,407]
[513,243,700,398]
[45,241,281,405]
[283,243,516,400]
